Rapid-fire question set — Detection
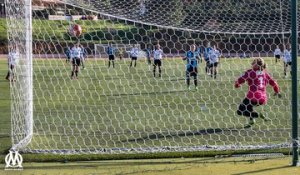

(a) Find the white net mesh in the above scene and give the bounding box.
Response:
[6,0,298,154]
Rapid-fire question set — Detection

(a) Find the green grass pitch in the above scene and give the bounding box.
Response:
[0,57,296,155]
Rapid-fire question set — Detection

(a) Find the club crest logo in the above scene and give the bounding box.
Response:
[5,151,23,170]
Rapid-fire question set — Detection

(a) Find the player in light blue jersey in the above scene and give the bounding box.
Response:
[183,44,201,90]
[129,45,139,67]
[197,45,202,63]
[145,45,152,65]
[107,43,115,68]
[203,44,212,75]
[80,45,87,69]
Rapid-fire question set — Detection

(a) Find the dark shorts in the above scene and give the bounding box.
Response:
[72,58,81,66]
[186,67,198,77]
[205,60,210,67]
[285,61,292,66]
[209,62,218,68]
[154,59,162,66]
[8,64,15,70]
[237,98,262,118]
[109,55,115,60]
[131,57,137,60]
[275,55,280,59]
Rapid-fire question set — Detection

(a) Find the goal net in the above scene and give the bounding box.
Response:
[6,0,296,155]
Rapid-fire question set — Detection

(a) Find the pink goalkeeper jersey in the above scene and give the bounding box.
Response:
[235,69,280,104]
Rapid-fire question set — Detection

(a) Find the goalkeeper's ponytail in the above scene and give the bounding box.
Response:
[252,57,266,70]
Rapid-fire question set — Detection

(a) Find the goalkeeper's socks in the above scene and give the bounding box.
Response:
[244,118,255,128]
[71,71,74,78]
[249,118,255,125]
[259,113,271,121]
[75,71,78,77]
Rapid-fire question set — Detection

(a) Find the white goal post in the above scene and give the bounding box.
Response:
[5,0,296,160]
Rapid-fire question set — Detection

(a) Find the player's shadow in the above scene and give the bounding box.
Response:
[124,127,240,143]
[106,89,187,97]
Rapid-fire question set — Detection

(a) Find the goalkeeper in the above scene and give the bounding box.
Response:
[235,58,281,128]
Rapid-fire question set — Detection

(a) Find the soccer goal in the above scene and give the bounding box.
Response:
[5,0,298,160]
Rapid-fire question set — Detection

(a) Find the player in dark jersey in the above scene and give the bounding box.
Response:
[235,58,281,128]
[183,44,201,90]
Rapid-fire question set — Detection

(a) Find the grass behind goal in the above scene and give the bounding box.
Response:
[10,57,290,154]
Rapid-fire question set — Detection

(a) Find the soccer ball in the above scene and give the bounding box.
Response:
[68,24,82,37]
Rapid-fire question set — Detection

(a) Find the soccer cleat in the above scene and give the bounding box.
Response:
[244,119,255,128]
[188,86,192,91]
[259,113,271,121]
[195,86,198,90]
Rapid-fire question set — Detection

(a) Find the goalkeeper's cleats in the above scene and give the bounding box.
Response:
[259,113,271,122]
[244,119,255,128]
